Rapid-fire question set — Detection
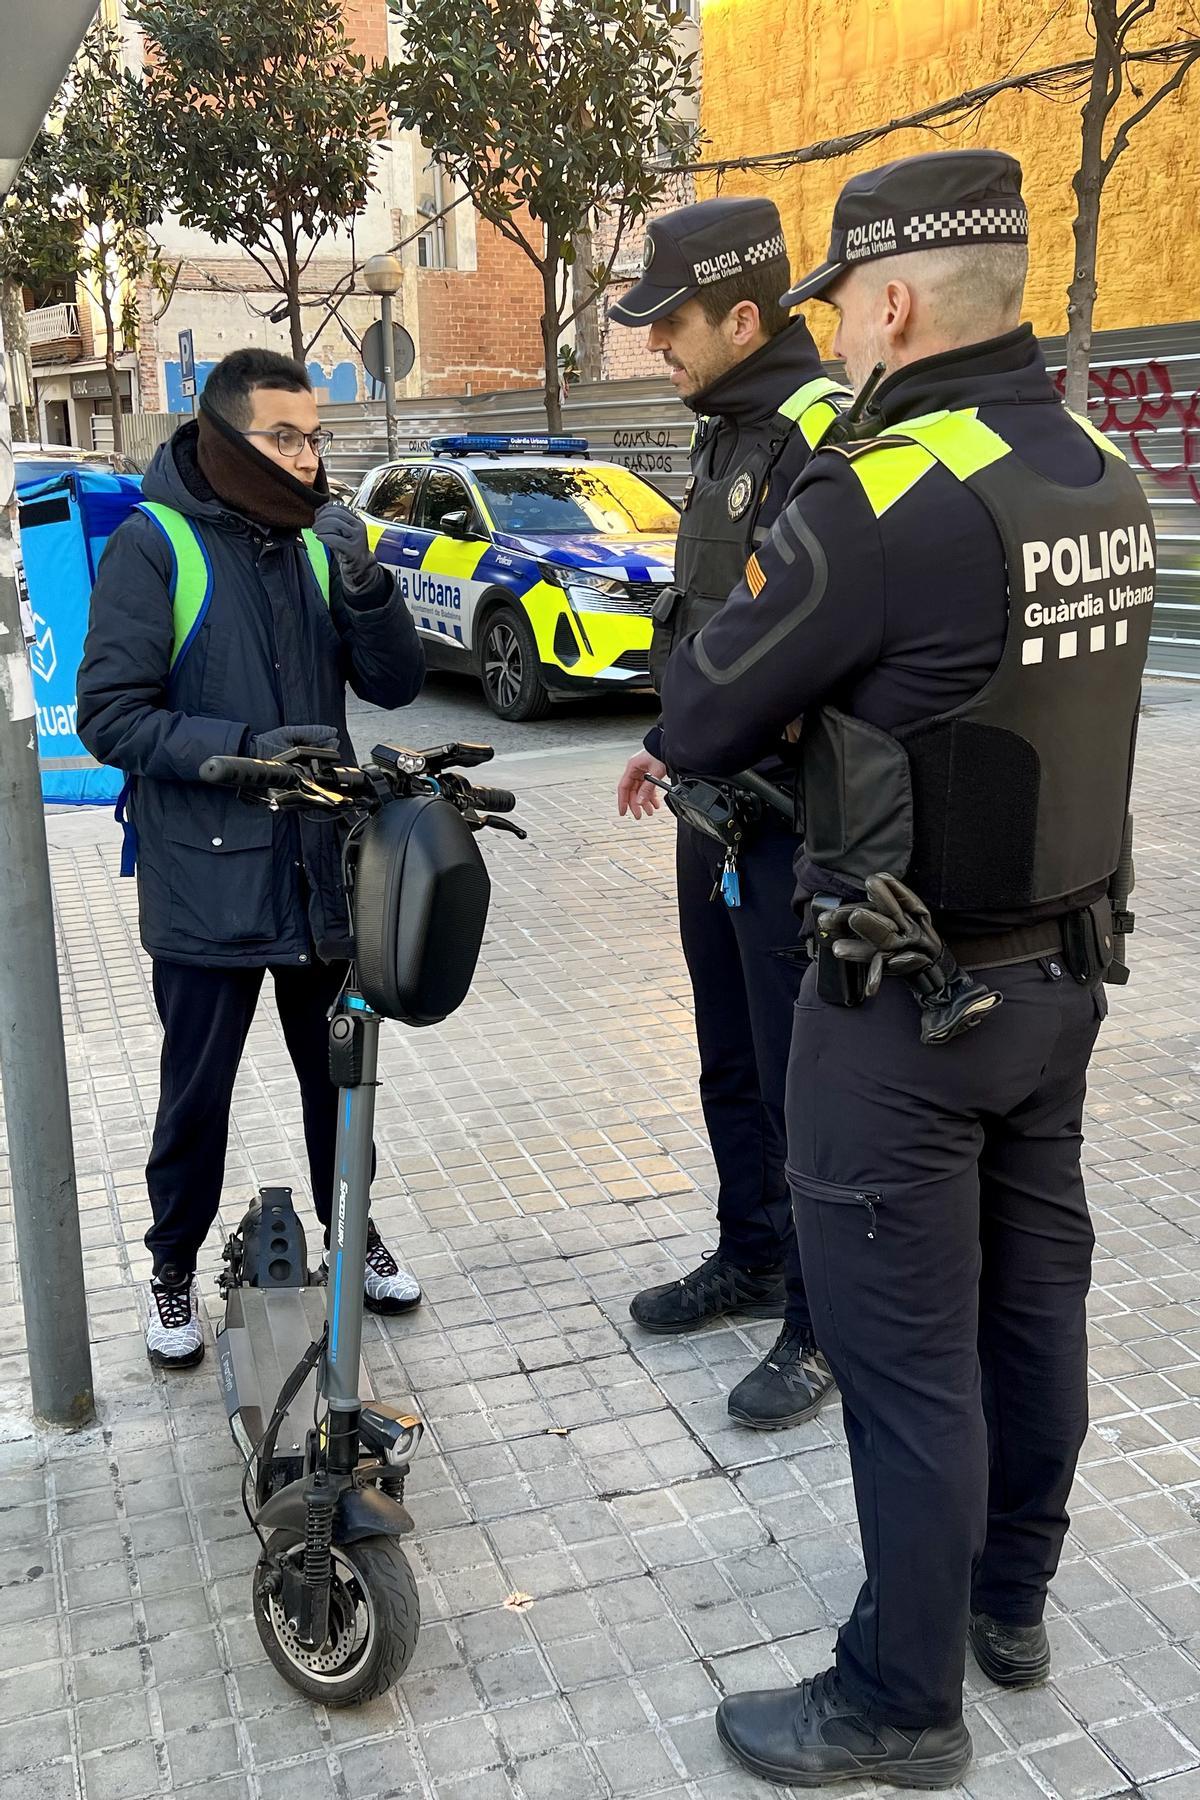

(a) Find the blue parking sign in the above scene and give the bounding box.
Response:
[179,328,196,398]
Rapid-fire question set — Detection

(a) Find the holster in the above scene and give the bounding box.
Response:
[809,893,868,1007]
[1061,896,1115,986]
[665,776,762,849]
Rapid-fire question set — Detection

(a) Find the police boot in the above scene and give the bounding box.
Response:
[716,1671,973,1789]
[968,1613,1051,1689]
[629,1248,786,1335]
[727,1324,836,1430]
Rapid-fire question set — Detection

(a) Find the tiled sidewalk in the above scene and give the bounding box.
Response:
[1,686,1200,1799]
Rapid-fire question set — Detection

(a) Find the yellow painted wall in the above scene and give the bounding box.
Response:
[699,0,1200,352]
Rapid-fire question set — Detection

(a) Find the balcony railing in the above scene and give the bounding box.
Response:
[25,303,80,344]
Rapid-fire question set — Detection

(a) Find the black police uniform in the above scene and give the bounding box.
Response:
[611,201,847,1414]
[660,151,1155,1786]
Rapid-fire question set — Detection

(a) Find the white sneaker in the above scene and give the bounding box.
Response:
[363,1223,421,1314]
[146,1273,205,1367]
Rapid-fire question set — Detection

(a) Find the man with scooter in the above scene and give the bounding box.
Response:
[78,347,426,1370]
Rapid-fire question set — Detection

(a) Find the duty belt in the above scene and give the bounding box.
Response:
[947,896,1115,982]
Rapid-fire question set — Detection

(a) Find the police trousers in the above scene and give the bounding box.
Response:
[676,820,809,1330]
[786,957,1104,1726]
[145,958,348,1277]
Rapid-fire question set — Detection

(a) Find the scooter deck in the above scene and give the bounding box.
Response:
[216,1286,374,1468]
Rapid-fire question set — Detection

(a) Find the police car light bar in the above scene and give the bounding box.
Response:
[429,433,590,457]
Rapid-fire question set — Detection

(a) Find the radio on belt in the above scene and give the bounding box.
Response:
[429,434,590,457]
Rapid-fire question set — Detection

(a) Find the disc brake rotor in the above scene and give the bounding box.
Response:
[266,1549,373,1678]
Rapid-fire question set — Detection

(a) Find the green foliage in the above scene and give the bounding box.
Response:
[0,21,170,343]
[384,0,697,423]
[386,0,695,245]
[130,0,393,352]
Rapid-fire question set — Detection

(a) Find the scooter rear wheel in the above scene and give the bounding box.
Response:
[252,1529,420,1705]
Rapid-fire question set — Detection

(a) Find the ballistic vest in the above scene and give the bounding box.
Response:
[649,375,846,692]
[799,407,1155,912]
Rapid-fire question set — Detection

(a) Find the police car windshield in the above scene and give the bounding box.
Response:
[475,466,678,536]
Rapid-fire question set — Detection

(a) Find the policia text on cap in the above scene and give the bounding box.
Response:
[611,198,848,1429]
[659,150,1155,1790]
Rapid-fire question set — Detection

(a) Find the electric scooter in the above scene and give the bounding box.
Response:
[198,740,524,1704]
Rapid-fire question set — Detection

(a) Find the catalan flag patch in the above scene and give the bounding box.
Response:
[745,554,766,598]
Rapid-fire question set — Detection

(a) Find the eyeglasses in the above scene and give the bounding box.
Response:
[243,427,334,459]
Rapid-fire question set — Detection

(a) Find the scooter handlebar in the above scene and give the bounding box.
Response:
[462,784,516,814]
[200,754,308,791]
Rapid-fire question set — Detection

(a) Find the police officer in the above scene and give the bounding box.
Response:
[660,150,1154,1788]
[612,197,846,1428]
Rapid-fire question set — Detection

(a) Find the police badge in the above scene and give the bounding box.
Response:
[727,471,754,520]
[642,234,656,270]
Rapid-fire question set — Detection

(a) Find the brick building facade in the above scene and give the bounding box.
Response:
[28,0,544,442]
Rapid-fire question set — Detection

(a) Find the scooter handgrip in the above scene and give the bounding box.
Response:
[465,784,516,813]
[199,754,304,791]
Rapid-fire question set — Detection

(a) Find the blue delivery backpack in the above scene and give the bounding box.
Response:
[17,463,329,808]
[18,464,145,804]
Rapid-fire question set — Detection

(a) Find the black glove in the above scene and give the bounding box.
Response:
[249,724,340,760]
[312,502,387,599]
[820,873,1003,1044]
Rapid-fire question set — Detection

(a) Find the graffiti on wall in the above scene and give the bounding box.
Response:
[1058,361,1200,505]
[163,358,361,411]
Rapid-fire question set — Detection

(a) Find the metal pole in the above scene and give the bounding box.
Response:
[0,322,94,1427]
[379,293,399,462]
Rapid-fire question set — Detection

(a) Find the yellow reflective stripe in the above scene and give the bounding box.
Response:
[798,398,842,450]
[846,443,936,517]
[420,536,489,580]
[843,408,1013,516]
[299,529,330,605]
[1065,408,1124,459]
[364,521,387,553]
[776,376,846,423]
[883,408,1010,481]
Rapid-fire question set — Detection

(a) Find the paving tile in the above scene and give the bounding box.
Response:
[6,708,1200,1800]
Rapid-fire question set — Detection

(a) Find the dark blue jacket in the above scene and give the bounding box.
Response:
[660,326,1105,929]
[644,318,840,766]
[76,423,425,967]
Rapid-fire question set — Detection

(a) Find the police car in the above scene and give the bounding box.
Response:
[352,434,678,720]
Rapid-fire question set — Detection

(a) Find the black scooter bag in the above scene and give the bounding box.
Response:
[352,793,491,1025]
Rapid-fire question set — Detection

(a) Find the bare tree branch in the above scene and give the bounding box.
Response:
[678,38,1200,178]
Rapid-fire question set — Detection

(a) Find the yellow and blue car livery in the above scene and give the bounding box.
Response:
[353,435,678,720]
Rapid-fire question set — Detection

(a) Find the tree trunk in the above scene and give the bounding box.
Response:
[0,279,35,441]
[1064,7,1116,416]
[572,226,602,385]
[280,214,305,365]
[98,286,125,456]
[541,250,563,434]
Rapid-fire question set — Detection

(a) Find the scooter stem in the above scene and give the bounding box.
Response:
[324,989,379,1424]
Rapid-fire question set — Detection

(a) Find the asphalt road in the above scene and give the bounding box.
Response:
[347,666,660,763]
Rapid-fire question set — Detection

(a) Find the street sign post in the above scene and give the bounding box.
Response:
[179,327,197,406]
[0,0,99,1428]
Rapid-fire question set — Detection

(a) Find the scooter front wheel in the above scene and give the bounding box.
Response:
[252,1529,420,1705]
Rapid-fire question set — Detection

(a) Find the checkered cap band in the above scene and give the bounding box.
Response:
[901,204,1028,246]
[743,231,787,267]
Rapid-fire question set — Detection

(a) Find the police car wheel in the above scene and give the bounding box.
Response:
[479,605,551,721]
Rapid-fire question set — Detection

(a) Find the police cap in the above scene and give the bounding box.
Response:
[609,197,788,327]
[782,149,1028,307]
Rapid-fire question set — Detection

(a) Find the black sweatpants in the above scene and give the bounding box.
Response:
[145,958,347,1277]
[676,821,809,1331]
[786,956,1104,1727]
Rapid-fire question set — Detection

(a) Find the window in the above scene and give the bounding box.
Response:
[416,470,479,533]
[367,466,423,523]
[475,466,679,536]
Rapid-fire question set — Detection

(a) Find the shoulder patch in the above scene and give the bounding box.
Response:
[745,553,766,597]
